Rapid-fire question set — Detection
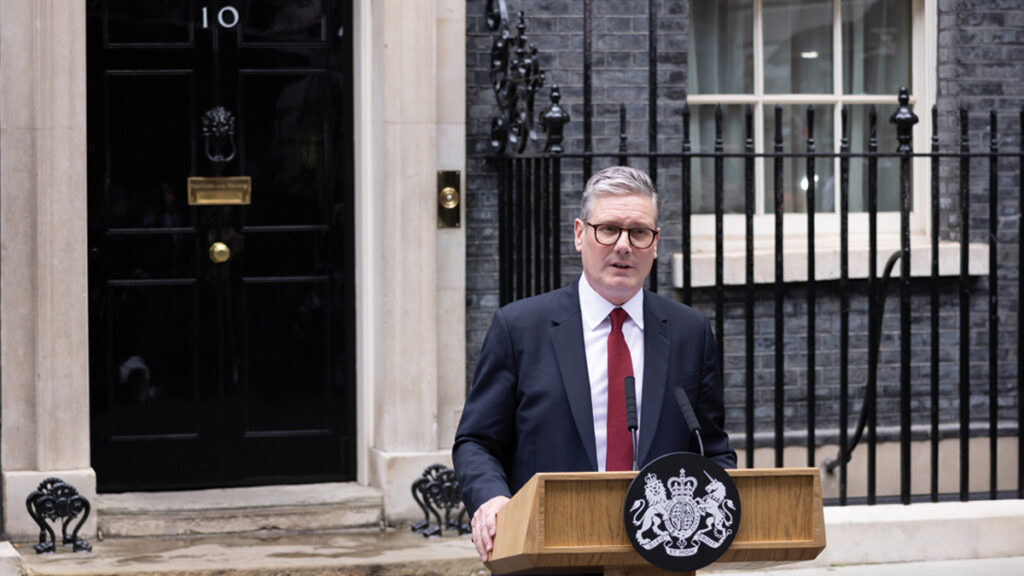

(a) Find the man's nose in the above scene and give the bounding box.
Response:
[614,231,632,252]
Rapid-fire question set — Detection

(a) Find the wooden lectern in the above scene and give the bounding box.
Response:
[486,468,825,576]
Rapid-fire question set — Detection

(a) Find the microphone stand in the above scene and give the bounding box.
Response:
[673,385,705,457]
[624,376,639,471]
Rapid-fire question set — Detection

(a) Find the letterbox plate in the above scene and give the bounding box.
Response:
[187,176,252,205]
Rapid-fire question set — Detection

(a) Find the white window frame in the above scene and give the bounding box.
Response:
[677,0,943,286]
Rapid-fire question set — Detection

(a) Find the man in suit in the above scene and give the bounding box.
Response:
[453,166,735,563]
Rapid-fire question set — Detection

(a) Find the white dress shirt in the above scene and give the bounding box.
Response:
[577,274,645,471]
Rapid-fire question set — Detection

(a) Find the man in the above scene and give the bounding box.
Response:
[453,166,735,563]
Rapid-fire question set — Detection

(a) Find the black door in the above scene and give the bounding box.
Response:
[87,0,355,491]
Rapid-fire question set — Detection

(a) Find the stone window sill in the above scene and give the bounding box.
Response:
[671,235,989,288]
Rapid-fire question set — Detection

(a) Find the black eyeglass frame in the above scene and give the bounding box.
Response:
[584,221,660,249]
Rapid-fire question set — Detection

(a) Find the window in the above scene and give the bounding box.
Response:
[676,0,939,287]
[686,0,930,222]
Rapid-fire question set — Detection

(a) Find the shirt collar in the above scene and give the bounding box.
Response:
[578,274,645,331]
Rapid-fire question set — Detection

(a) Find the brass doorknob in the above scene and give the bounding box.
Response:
[209,242,231,263]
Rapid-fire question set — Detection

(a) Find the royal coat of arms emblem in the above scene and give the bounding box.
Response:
[623,452,741,572]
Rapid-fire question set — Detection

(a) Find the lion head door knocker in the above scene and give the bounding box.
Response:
[201,106,237,175]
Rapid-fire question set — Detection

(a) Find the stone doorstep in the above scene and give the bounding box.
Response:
[95,482,383,538]
[0,542,21,576]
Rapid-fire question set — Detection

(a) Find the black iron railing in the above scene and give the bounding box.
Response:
[487,95,1024,506]
[477,1,1023,507]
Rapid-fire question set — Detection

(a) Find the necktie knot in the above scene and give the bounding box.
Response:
[610,308,628,332]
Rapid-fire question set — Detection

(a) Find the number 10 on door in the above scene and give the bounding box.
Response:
[201,5,239,29]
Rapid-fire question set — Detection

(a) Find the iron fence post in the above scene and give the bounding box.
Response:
[959,107,971,502]
[890,86,918,505]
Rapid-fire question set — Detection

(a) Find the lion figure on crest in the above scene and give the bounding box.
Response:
[630,473,672,545]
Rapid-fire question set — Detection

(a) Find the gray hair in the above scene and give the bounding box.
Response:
[578,166,661,223]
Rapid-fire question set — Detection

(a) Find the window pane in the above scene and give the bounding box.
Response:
[689,0,753,94]
[842,0,911,94]
[844,105,906,212]
[764,105,835,213]
[764,0,834,94]
[688,105,749,215]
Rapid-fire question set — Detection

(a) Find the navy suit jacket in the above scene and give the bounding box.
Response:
[453,282,736,516]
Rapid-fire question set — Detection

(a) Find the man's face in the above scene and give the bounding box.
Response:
[574,192,659,306]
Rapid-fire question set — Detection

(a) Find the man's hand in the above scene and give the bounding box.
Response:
[470,494,510,562]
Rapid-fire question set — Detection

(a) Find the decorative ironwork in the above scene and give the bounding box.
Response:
[485,0,509,31]
[539,85,571,154]
[25,477,92,554]
[487,0,567,155]
[410,464,469,537]
[201,106,237,171]
[889,86,919,153]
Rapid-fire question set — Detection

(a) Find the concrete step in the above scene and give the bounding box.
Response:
[0,542,21,576]
[95,483,382,538]
[14,530,483,576]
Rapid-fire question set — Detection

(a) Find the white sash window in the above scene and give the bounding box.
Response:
[678,0,948,287]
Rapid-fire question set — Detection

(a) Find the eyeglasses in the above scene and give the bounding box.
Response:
[585,222,659,249]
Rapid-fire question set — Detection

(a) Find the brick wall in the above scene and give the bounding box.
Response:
[937,0,1023,441]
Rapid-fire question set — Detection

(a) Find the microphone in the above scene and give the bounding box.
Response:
[624,376,638,471]
[673,385,705,456]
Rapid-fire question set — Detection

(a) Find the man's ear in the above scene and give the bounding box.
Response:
[573,219,585,253]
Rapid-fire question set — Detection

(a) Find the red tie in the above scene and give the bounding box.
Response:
[607,308,634,471]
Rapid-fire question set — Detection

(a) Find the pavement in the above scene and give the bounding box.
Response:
[9,529,1024,576]
[712,557,1024,575]
[13,529,485,576]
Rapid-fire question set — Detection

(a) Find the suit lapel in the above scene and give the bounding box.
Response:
[550,284,598,470]
[638,289,669,466]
